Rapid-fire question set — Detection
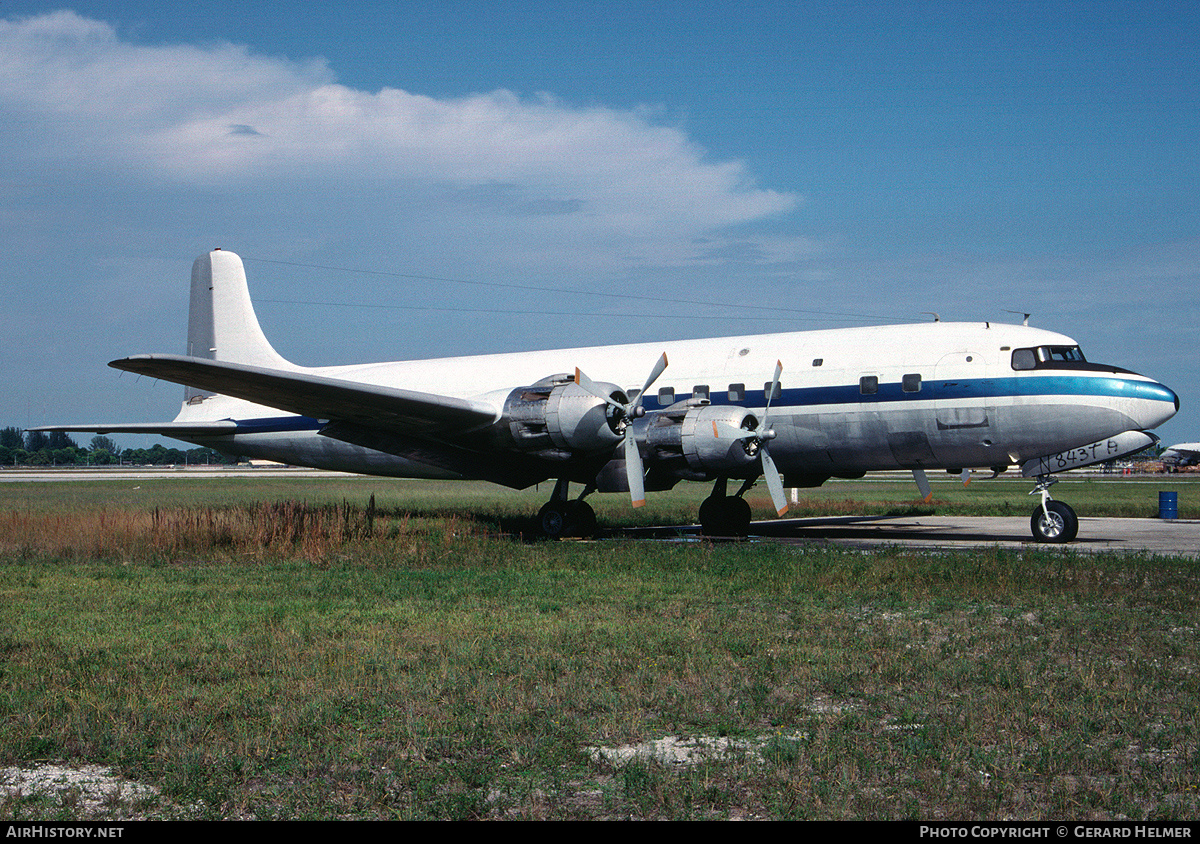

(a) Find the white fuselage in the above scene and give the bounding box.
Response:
[171,320,1179,486]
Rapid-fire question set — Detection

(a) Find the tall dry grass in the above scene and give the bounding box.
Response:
[0,496,391,562]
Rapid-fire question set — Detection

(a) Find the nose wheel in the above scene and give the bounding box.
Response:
[1029,477,1078,543]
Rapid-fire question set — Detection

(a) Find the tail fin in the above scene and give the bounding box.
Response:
[186,249,293,400]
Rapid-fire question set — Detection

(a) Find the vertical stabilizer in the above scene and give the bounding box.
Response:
[186,250,293,400]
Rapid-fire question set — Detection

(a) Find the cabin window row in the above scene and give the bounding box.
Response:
[633,374,927,406]
[630,382,785,406]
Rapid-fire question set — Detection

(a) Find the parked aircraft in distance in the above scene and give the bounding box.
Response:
[37,250,1179,542]
[1161,443,1200,468]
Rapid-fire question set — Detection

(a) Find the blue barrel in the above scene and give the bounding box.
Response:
[1159,491,1179,520]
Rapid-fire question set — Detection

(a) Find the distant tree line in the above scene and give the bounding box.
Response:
[1,426,238,467]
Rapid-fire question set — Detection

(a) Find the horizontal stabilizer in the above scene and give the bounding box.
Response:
[108,354,498,436]
[29,421,239,436]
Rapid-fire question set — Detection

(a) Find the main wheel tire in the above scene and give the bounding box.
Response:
[538,501,568,539]
[565,500,597,538]
[725,496,752,537]
[699,495,752,538]
[698,496,722,534]
[537,500,597,539]
[1030,500,1079,543]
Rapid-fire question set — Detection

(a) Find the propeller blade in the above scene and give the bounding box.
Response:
[574,368,626,411]
[961,468,972,486]
[632,353,669,412]
[913,468,933,504]
[624,353,667,508]
[625,431,646,507]
[757,361,786,516]
[762,360,783,420]
[761,448,788,517]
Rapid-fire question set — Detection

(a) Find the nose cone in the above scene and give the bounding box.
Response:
[1141,379,1180,430]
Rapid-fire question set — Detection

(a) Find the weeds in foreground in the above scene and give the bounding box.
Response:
[0,496,457,563]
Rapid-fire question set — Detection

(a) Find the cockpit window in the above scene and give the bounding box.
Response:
[1012,345,1088,371]
[1011,349,1036,370]
[1039,345,1086,363]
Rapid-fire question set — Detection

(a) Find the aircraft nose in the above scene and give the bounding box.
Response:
[1143,379,1180,429]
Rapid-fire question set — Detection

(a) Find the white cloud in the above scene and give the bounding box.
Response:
[0,10,801,270]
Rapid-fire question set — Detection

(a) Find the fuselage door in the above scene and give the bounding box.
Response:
[931,351,994,466]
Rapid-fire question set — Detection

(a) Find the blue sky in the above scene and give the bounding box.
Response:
[2,1,1197,448]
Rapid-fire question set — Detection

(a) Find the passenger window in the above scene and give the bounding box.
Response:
[692,385,709,400]
[763,381,782,401]
[902,373,922,393]
[860,376,878,395]
[728,383,745,402]
[1011,349,1036,371]
[657,387,675,406]
[812,358,823,367]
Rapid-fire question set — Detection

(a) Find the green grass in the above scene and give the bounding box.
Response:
[1,475,1199,819]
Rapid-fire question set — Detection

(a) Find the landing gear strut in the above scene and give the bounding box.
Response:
[699,478,753,538]
[537,478,597,539]
[1029,476,1078,543]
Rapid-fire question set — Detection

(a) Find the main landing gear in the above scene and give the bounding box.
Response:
[698,477,754,538]
[1029,476,1078,543]
[537,478,597,539]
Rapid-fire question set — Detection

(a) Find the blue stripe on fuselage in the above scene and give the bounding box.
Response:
[218,374,1174,431]
[698,374,1176,410]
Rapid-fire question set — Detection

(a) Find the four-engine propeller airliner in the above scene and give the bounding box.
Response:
[37,249,1179,542]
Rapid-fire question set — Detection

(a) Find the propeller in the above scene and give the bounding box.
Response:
[713,360,789,517]
[575,353,669,507]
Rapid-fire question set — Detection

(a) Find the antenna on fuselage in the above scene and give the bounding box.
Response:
[921,312,940,322]
[1004,310,1031,326]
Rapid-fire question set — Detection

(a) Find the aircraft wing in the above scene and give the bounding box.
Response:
[29,420,239,436]
[108,354,499,436]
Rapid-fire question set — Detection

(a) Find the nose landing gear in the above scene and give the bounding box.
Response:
[1029,477,1078,543]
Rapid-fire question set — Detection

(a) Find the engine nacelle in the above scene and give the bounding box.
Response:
[500,374,626,459]
[642,402,762,480]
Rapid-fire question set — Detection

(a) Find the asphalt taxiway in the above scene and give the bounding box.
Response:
[618,515,1200,557]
